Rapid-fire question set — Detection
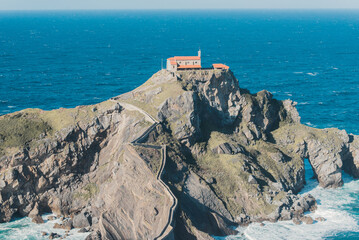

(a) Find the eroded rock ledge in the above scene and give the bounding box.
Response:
[0,69,358,239]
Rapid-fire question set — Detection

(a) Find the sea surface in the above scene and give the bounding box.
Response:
[0,10,359,239]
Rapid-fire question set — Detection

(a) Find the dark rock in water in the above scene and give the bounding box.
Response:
[301,216,314,224]
[293,218,301,225]
[292,194,317,217]
[31,215,44,224]
[315,217,326,222]
[62,219,73,231]
[48,232,61,239]
[53,219,72,230]
[53,223,62,229]
[78,227,88,233]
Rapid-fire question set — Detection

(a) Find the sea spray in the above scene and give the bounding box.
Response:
[218,160,359,240]
[0,214,90,240]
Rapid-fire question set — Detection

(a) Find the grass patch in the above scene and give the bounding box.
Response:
[122,79,185,119]
[133,145,162,174]
[196,151,251,216]
[0,112,52,156]
[0,100,118,157]
[73,182,99,201]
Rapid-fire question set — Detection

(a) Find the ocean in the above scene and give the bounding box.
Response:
[0,10,359,239]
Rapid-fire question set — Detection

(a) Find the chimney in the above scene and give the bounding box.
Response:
[198,49,201,57]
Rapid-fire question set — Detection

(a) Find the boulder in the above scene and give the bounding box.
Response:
[291,194,316,216]
[31,215,44,224]
[212,143,245,155]
[293,218,301,225]
[49,233,61,239]
[53,223,62,229]
[279,208,292,220]
[301,216,314,224]
[78,228,88,233]
[315,216,326,222]
[28,203,40,219]
[73,212,91,228]
[48,232,61,239]
[53,219,73,230]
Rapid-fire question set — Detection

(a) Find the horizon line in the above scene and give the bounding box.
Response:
[1,8,359,12]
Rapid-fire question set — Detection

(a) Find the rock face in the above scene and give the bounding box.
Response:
[93,145,173,239]
[0,69,358,239]
[158,91,200,144]
[212,143,245,155]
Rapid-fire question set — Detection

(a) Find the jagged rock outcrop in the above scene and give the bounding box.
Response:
[0,69,358,239]
[272,125,355,188]
[212,142,245,155]
[344,135,359,178]
[157,91,201,144]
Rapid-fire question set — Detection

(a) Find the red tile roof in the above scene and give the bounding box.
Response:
[177,65,202,69]
[213,63,229,69]
[168,56,201,61]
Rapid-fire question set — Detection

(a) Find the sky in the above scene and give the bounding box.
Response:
[1,0,359,10]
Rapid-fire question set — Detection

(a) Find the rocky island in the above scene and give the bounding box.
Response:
[0,69,358,239]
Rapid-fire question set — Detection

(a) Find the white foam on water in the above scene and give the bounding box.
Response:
[306,72,319,76]
[0,214,90,240]
[305,122,317,127]
[217,160,359,240]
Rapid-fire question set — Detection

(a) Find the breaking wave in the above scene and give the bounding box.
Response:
[0,214,90,240]
[217,160,359,240]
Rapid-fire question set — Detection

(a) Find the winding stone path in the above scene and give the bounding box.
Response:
[113,100,178,240]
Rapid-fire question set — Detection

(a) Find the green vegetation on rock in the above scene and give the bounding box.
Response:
[73,182,99,201]
[0,112,52,156]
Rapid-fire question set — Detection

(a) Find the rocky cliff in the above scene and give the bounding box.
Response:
[0,69,358,239]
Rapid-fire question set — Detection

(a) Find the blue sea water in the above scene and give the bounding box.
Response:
[0,10,359,239]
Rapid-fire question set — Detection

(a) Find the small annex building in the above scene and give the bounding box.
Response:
[166,50,229,72]
[212,63,229,70]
